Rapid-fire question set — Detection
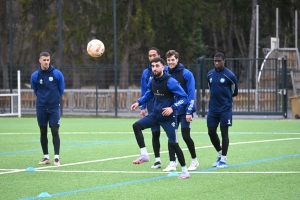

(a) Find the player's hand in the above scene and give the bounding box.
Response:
[186,114,193,122]
[162,107,173,116]
[131,103,139,111]
[140,109,146,117]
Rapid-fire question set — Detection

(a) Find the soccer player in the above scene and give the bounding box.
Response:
[207,52,238,168]
[31,52,65,166]
[131,57,190,179]
[162,50,199,172]
[140,47,168,169]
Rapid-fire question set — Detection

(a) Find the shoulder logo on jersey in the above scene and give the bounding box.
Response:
[49,77,53,81]
[220,78,225,83]
[210,78,212,83]
[39,79,43,84]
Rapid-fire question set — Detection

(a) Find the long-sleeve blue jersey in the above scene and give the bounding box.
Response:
[31,65,65,109]
[140,63,168,111]
[207,66,238,114]
[169,63,196,115]
[138,72,188,119]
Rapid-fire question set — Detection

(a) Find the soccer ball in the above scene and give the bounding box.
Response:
[87,39,105,57]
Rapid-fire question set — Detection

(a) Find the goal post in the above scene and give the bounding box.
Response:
[0,70,21,117]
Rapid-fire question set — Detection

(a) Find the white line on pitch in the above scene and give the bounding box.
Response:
[0,169,21,171]
[0,132,300,135]
[25,170,300,174]
[0,137,300,175]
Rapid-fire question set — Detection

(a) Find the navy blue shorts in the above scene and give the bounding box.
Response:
[176,114,191,129]
[147,108,160,133]
[36,108,60,127]
[207,110,232,128]
[136,114,178,143]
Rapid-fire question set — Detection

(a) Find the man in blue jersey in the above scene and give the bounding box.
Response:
[140,47,168,169]
[31,52,65,166]
[162,50,199,172]
[131,57,190,179]
[207,52,238,168]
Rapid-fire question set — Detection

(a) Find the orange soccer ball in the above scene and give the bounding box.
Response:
[87,39,105,57]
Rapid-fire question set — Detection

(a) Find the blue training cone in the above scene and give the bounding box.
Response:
[37,192,51,198]
[167,172,179,177]
[25,167,36,172]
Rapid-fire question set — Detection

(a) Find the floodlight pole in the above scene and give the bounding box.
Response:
[58,0,63,116]
[255,5,259,110]
[296,10,298,50]
[9,0,13,113]
[113,0,118,117]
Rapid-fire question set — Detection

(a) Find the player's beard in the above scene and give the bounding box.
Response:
[153,71,162,78]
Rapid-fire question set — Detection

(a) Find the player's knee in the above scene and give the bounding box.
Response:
[39,126,47,136]
[152,131,160,139]
[50,126,59,136]
[169,142,179,150]
[181,128,190,139]
[132,122,143,131]
[208,127,217,136]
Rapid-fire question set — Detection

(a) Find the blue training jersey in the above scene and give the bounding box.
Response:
[140,63,168,112]
[168,63,196,115]
[207,66,238,114]
[138,72,188,119]
[31,65,65,109]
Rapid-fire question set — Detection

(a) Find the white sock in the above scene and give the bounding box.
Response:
[170,161,176,166]
[218,150,222,157]
[192,158,198,162]
[54,154,59,159]
[140,147,148,155]
[155,157,161,162]
[220,155,227,162]
[182,166,188,173]
[44,154,49,159]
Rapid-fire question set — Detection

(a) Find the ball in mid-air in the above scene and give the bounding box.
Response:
[87,39,105,57]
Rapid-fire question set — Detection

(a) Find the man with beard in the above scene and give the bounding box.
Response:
[140,47,168,169]
[131,57,190,179]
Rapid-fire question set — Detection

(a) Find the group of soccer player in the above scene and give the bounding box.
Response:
[130,48,238,179]
[31,49,238,180]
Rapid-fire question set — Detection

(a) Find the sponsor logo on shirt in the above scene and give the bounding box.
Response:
[154,90,164,96]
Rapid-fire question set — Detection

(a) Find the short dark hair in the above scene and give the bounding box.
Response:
[150,57,165,65]
[165,50,179,59]
[39,52,50,58]
[148,47,160,56]
[214,52,225,60]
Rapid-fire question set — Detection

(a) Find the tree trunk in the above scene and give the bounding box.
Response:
[227,6,234,58]
[212,23,218,52]
[249,0,257,88]
[0,0,9,89]
[119,41,129,89]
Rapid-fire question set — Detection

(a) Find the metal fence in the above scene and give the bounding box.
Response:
[0,57,290,117]
[196,57,288,118]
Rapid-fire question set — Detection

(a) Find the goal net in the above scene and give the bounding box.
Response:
[0,70,21,117]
